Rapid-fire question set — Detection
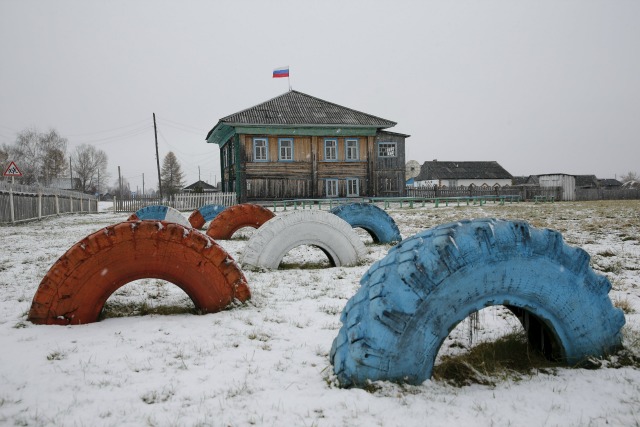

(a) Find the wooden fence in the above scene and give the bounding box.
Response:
[407,185,639,202]
[0,181,98,224]
[406,186,562,201]
[575,188,640,201]
[113,192,237,213]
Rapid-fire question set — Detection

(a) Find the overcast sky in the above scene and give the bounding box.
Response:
[1,0,638,192]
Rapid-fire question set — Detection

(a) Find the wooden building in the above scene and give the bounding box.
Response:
[205,90,409,202]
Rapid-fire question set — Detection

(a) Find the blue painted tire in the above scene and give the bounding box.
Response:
[330,218,625,387]
[329,203,402,243]
[128,205,191,228]
[188,204,227,229]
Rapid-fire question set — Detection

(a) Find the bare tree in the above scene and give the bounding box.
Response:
[620,171,638,183]
[5,128,68,185]
[71,144,109,193]
[160,151,185,196]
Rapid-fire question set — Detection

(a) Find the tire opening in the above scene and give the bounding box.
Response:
[100,279,196,319]
[279,244,335,269]
[432,306,562,386]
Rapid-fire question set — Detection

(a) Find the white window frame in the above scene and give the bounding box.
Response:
[278,138,294,162]
[346,178,360,196]
[253,138,268,162]
[378,142,397,158]
[326,179,339,197]
[345,138,359,161]
[324,139,338,161]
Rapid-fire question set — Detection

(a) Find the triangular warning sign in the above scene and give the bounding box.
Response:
[3,161,23,177]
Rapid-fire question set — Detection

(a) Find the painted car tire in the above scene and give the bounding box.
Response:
[329,203,402,243]
[330,218,625,386]
[240,210,367,270]
[188,204,227,229]
[128,205,191,228]
[206,204,275,240]
[28,221,250,325]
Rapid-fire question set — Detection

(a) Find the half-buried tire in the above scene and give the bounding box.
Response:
[28,221,250,325]
[128,205,191,228]
[206,203,275,240]
[329,203,402,243]
[188,204,227,229]
[330,218,625,387]
[240,210,367,270]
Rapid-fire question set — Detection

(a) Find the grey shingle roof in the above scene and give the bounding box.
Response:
[415,161,513,181]
[219,90,396,128]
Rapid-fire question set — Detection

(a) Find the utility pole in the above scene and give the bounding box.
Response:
[118,166,122,198]
[69,157,73,190]
[198,166,201,181]
[142,173,145,195]
[154,113,163,200]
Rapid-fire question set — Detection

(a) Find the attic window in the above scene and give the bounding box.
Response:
[378,142,396,158]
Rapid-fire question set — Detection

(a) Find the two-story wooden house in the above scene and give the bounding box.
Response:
[205,90,408,202]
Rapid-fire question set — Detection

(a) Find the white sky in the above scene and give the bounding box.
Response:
[1,0,639,192]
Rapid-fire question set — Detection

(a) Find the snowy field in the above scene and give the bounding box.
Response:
[0,200,639,427]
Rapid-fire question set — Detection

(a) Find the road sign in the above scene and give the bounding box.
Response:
[3,161,22,177]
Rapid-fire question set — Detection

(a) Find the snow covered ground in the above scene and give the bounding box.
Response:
[1,200,639,426]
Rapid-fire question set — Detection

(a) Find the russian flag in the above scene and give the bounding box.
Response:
[273,66,289,78]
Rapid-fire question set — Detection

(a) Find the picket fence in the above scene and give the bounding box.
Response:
[113,192,237,213]
[0,181,98,224]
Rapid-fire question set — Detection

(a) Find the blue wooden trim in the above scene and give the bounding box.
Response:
[253,137,269,162]
[346,177,360,196]
[325,178,339,197]
[345,138,360,161]
[278,138,294,162]
[323,138,338,162]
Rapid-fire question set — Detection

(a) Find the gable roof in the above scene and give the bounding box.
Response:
[183,180,217,191]
[218,90,397,128]
[415,161,513,181]
[575,175,599,188]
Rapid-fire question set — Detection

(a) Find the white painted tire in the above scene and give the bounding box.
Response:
[240,210,367,270]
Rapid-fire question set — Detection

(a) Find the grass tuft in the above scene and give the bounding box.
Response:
[432,331,561,387]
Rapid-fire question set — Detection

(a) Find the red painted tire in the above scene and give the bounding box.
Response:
[188,204,227,229]
[206,204,275,240]
[28,221,250,325]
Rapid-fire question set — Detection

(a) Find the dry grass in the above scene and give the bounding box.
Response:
[432,332,561,387]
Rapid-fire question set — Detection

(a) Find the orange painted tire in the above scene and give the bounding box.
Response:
[206,204,275,240]
[188,204,227,229]
[28,221,250,325]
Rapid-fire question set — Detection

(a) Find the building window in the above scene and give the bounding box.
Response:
[253,138,268,162]
[326,179,339,197]
[278,138,293,161]
[345,139,359,161]
[378,142,397,157]
[324,139,337,161]
[346,178,360,196]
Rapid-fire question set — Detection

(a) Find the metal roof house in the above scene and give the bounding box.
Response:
[414,161,513,188]
[205,90,409,202]
[182,180,219,193]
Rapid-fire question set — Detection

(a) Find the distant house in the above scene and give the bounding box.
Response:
[598,178,622,189]
[414,161,513,189]
[575,175,599,189]
[183,180,219,193]
[512,175,539,186]
[205,90,409,202]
